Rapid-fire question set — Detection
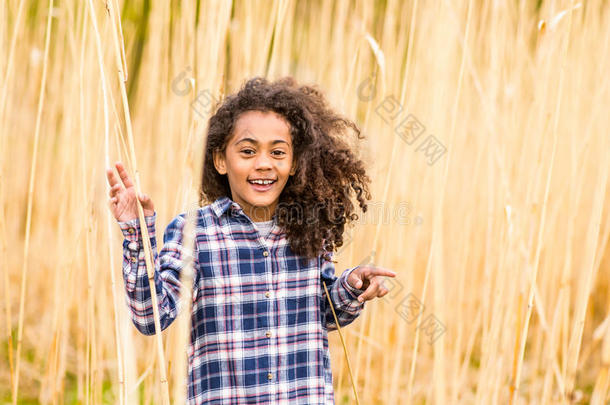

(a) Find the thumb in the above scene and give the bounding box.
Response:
[138,192,153,208]
[350,269,363,289]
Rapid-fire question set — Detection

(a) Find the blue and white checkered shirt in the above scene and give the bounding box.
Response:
[118,195,367,404]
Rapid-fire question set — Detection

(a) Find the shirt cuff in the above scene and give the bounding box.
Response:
[118,212,157,247]
[341,266,367,300]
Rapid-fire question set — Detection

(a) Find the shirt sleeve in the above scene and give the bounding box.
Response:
[117,212,196,336]
[319,253,366,331]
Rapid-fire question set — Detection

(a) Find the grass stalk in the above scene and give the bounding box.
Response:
[104,0,170,403]
[12,0,54,403]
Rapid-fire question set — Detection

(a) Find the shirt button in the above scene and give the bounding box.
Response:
[267,373,273,380]
[128,228,135,234]
[262,250,269,257]
[130,256,137,263]
[265,291,271,298]
[265,331,272,338]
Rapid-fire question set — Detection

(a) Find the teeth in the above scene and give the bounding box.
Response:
[250,179,274,185]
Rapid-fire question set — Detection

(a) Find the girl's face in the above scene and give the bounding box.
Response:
[213,110,296,222]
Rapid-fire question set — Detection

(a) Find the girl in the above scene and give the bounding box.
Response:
[106,76,396,404]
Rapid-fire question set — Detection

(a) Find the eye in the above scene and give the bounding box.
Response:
[240,149,255,155]
[272,150,286,156]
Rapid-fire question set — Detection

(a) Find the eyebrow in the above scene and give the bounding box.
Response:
[235,137,290,146]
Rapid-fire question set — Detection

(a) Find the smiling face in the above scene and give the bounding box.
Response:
[213,110,296,222]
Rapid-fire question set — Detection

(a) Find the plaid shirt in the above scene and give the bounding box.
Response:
[118,196,367,404]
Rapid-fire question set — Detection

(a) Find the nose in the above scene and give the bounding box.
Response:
[254,152,273,170]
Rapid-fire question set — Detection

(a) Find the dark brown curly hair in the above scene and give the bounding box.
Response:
[199,76,371,262]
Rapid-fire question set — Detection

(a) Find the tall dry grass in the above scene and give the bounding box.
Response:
[1,0,609,403]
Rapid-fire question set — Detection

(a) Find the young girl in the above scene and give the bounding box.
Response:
[106,76,396,404]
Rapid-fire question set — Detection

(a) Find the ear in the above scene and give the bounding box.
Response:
[289,160,297,176]
[213,149,227,175]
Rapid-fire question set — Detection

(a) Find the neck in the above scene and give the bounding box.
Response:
[233,198,277,222]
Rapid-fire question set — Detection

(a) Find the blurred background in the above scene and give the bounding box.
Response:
[1,0,609,403]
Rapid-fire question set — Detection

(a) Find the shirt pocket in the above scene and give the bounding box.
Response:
[197,252,227,301]
[226,260,262,334]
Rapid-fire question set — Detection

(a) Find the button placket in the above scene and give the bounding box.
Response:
[260,242,277,388]
[236,212,279,387]
[262,246,272,302]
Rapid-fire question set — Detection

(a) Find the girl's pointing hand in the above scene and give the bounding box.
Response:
[347,265,397,303]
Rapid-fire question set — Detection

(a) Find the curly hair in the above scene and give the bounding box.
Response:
[199,76,372,262]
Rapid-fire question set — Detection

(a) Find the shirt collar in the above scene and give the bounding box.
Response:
[211,195,237,218]
[210,195,279,223]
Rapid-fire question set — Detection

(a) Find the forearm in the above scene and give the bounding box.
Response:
[322,266,366,331]
[119,213,182,335]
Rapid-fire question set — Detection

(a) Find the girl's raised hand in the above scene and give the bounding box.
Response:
[106,161,155,222]
[347,265,397,303]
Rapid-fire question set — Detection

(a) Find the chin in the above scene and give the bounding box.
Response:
[248,195,277,206]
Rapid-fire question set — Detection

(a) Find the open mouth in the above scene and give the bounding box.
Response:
[248,179,277,192]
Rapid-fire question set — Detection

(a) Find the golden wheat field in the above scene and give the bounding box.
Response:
[1,0,609,403]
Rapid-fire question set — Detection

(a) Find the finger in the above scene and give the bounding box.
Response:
[108,183,121,198]
[378,286,389,298]
[361,265,397,278]
[106,168,119,187]
[138,192,154,210]
[357,280,380,303]
[116,162,134,189]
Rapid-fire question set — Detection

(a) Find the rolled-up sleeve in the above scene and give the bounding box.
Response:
[118,212,192,335]
[319,255,366,331]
